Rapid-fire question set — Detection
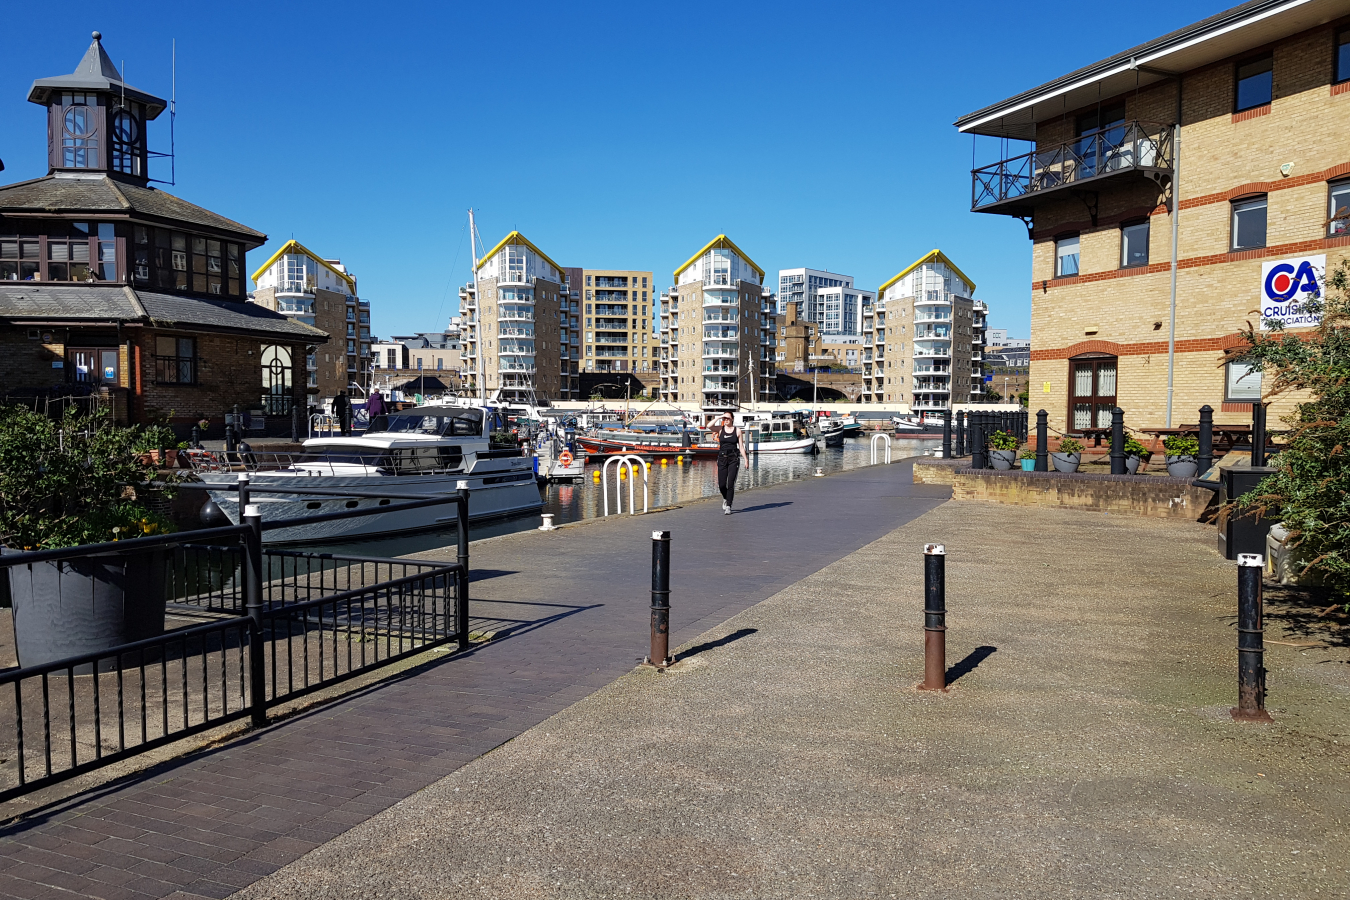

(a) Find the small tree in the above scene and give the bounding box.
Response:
[1231,259,1350,601]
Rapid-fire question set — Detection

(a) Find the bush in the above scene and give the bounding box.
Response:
[0,407,175,549]
[1163,434,1199,456]
[1018,448,1037,460]
[1123,435,1151,457]
[988,429,1019,451]
[1057,438,1084,455]
[1232,259,1350,602]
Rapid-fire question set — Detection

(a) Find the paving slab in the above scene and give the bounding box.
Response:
[233,501,1350,900]
[0,459,948,899]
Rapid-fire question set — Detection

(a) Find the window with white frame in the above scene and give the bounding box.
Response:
[1055,236,1080,277]
[1329,179,1350,236]
[1225,360,1262,402]
[1232,196,1268,250]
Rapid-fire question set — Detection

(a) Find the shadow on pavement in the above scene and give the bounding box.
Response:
[946,645,997,684]
[676,627,758,662]
[736,502,793,514]
[467,568,518,584]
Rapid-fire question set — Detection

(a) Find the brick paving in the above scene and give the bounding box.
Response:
[0,461,948,899]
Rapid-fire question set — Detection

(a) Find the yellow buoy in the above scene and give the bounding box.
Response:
[660,458,668,466]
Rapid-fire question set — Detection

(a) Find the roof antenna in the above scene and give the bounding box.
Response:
[169,38,176,185]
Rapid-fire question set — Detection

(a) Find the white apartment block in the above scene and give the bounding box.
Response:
[658,236,774,415]
[776,267,865,335]
[457,232,569,403]
[861,250,987,410]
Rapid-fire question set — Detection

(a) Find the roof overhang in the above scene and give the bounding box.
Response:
[878,250,977,296]
[673,234,766,281]
[955,0,1347,139]
[474,231,566,278]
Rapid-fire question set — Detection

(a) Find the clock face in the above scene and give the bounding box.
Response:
[113,111,140,143]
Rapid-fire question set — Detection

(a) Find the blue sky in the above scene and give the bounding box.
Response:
[0,0,1224,338]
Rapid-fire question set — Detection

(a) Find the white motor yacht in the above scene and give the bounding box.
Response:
[195,405,541,543]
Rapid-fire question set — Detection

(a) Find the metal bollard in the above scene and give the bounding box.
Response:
[1110,407,1125,475]
[1251,402,1267,468]
[645,531,672,668]
[237,472,250,511]
[1231,553,1272,723]
[242,503,266,727]
[919,544,947,692]
[191,425,201,449]
[955,411,966,458]
[942,410,952,459]
[456,481,470,651]
[1035,409,1048,472]
[1197,404,1214,474]
[970,413,986,470]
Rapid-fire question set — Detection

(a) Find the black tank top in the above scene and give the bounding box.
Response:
[718,426,739,459]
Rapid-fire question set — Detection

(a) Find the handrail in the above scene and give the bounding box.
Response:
[870,432,893,465]
[602,454,648,516]
[0,524,248,568]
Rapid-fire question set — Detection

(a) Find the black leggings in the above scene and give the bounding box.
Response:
[717,457,740,506]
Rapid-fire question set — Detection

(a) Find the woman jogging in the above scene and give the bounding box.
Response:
[714,412,749,515]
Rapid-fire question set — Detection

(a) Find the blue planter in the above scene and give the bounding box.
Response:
[1020,458,1035,471]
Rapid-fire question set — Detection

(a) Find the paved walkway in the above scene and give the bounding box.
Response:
[235,501,1350,900]
[0,460,949,899]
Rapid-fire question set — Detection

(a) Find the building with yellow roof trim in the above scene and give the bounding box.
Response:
[861,249,987,410]
[658,235,774,418]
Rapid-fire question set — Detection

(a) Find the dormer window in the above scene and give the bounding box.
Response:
[61,92,98,168]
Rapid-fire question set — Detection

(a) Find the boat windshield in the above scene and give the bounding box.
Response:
[294,445,386,467]
[382,409,483,437]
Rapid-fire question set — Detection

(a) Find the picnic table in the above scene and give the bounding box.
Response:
[1141,424,1280,452]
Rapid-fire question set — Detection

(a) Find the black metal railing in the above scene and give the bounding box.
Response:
[971,121,1173,211]
[0,487,470,801]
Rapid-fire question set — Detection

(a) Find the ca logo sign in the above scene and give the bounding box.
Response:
[1263,260,1321,302]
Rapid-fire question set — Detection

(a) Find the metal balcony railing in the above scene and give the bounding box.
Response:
[971,120,1174,213]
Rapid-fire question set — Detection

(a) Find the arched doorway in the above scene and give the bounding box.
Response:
[1069,353,1117,431]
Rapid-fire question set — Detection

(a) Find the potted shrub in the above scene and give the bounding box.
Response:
[134,424,186,467]
[1051,438,1083,473]
[987,430,1019,470]
[1163,434,1200,478]
[1122,435,1152,475]
[1018,449,1036,471]
[0,407,178,667]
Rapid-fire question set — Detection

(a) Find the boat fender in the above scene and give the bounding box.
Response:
[199,499,231,527]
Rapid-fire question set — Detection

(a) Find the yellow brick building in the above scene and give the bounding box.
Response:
[957,0,1350,434]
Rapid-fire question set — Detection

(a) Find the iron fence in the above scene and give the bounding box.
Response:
[0,488,469,802]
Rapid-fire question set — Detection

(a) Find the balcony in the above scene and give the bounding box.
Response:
[912,400,950,411]
[971,120,1174,216]
[703,362,737,374]
[914,348,950,359]
[703,397,738,410]
[914,381,950,393]
[497,360,537,373]
[703,326,740,340]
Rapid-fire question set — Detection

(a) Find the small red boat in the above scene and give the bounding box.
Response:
[575,435,718,458]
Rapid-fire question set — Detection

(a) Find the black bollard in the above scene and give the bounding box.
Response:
[1197,405,1214,474]
[242,501,265,727]
[456,480,471,651]
[1231,553,1272,723]
[971,413,986,470]
[1252,402,1267,467]
[955,411,966,458]
[1110,407,1125,475]
[942,410,952,460]
[646,530,672,668]
[191,425,201,450]
[1035,410,1048,472]
[920,543,947,692]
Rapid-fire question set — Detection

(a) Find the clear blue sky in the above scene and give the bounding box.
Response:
[0,0,1224,339]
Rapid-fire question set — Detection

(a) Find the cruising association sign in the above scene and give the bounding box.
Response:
[1259,254,1324,329]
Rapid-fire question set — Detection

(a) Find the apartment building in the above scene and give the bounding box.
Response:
[457,232,567,403]
[774,303,863,371]
[776,267,866,334]
[251,239,371,403]
[576,268,655,374]
[957,0,1350,432]
[657,236,773,414]
[861,250,986,409]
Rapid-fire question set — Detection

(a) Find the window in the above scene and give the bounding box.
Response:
[1121,221,1149,268]
[1225,360,1262,402]
[1337,28,1350,83]
[111,105,142,176]
[1232,196,1268,250]
[46,223,92,281]
[0,238,40,281]
[61,93,98,168]
[68,348,120,385]
[1329,179,1350,236]
[1235,54,1273,112]
[1055,236,1080,277]
[1070,354,1117,430]
[261,345,293,414]
[154,336,196,384]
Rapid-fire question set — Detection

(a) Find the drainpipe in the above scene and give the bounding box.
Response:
[1166,124,1180,427]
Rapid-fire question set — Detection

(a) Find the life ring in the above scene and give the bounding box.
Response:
[558,450,574,467]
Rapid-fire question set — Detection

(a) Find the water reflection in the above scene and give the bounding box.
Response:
[304,436,942,557]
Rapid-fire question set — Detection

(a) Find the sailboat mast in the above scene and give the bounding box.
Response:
[468,208,484,403]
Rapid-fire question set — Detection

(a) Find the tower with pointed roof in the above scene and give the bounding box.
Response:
[0,32,326,430]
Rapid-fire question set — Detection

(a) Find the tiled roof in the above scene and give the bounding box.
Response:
[0,175,265,242]
[0,284,328,342]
